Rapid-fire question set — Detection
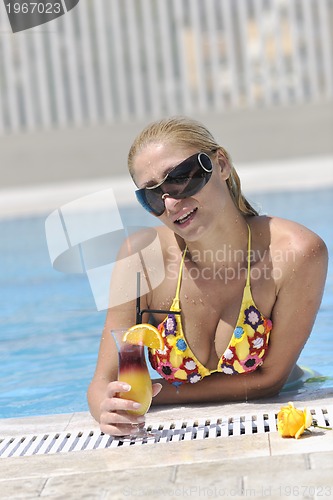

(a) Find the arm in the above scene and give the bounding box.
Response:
[152,229,328,405]
[87,227,163,434]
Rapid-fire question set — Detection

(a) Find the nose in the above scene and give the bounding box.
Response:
[162,193,180,213]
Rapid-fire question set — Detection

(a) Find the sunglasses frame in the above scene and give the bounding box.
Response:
[135,152,213,216]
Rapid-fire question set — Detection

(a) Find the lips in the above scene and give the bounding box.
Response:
[174,208,197,224]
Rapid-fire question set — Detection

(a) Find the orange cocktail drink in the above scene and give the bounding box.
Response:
[111,329,153,416]
[111,324,163,439]
[117,340,152,415]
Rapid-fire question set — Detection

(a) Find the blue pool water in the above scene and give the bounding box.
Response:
[0,187,332,418]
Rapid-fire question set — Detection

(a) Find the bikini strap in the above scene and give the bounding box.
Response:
[246,223,251,287]
[174,246,188,304]
[173,227,250,304]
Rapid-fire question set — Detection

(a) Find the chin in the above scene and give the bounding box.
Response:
[174,224,208,242]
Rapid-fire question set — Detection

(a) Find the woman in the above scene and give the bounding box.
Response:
[87,116,328,436]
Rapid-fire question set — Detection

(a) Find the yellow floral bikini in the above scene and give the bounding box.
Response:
[148,225,273,387]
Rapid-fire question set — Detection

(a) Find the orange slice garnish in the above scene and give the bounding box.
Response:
[124,323,164,350]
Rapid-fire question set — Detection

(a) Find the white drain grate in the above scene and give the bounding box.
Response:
[1,407,331,458]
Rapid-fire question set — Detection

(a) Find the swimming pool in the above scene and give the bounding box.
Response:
[1,187,332,419]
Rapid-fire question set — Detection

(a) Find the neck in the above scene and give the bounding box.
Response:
[184,215,249,270]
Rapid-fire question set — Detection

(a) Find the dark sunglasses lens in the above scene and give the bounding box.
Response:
[136,153,213,215]
[135,190,164,215]
[144,189,165,215]
[163,153,212,198]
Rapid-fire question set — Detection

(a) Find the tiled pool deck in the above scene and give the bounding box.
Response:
[0,388,333,499]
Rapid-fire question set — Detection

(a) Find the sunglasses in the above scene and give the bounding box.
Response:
[135,152,213,216]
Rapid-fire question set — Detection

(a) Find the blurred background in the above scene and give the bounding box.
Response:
[0,0,332,189]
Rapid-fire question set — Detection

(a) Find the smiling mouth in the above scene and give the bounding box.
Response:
[174,208,198,224]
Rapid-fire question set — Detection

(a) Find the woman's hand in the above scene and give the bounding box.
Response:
[99,381,162,436]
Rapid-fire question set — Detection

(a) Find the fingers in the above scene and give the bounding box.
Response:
[152,382,162,398]
[101,381,141,413]
[101,396,141,414]
[100,381,145,436]
[105,380,131,398]
[99,380,164,436]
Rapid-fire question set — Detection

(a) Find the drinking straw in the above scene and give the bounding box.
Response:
[136,272,182,325]
[136,271,141,324]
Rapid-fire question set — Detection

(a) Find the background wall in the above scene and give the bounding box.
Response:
[0,0,332,190]
[0,101,332,189]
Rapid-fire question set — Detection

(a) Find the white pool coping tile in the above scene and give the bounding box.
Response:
[1,395,332,499]
[1,389,332,437]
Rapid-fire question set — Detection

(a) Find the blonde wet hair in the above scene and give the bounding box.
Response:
[128,116,258,216]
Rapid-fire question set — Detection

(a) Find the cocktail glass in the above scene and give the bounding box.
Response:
[111,328,155,440]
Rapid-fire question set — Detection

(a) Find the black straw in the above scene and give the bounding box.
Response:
[136,271,141,324]
[135,271,181,325]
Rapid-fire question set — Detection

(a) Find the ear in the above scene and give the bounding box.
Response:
[216,150,231,180]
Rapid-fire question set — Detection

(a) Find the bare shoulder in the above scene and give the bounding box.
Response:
[114,225,179,279]
[115,226,159,256]
[114,226,175,268]
[268,216,327,256]
[265,216,328,289]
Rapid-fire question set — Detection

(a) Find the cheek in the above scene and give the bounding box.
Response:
[198,176,230,211]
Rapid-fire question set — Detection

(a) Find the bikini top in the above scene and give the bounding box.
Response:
[148,224,273,386]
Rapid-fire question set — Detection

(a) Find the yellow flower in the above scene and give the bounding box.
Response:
[277,402,313,439]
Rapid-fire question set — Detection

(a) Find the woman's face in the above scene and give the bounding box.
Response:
[132,142,231,240]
